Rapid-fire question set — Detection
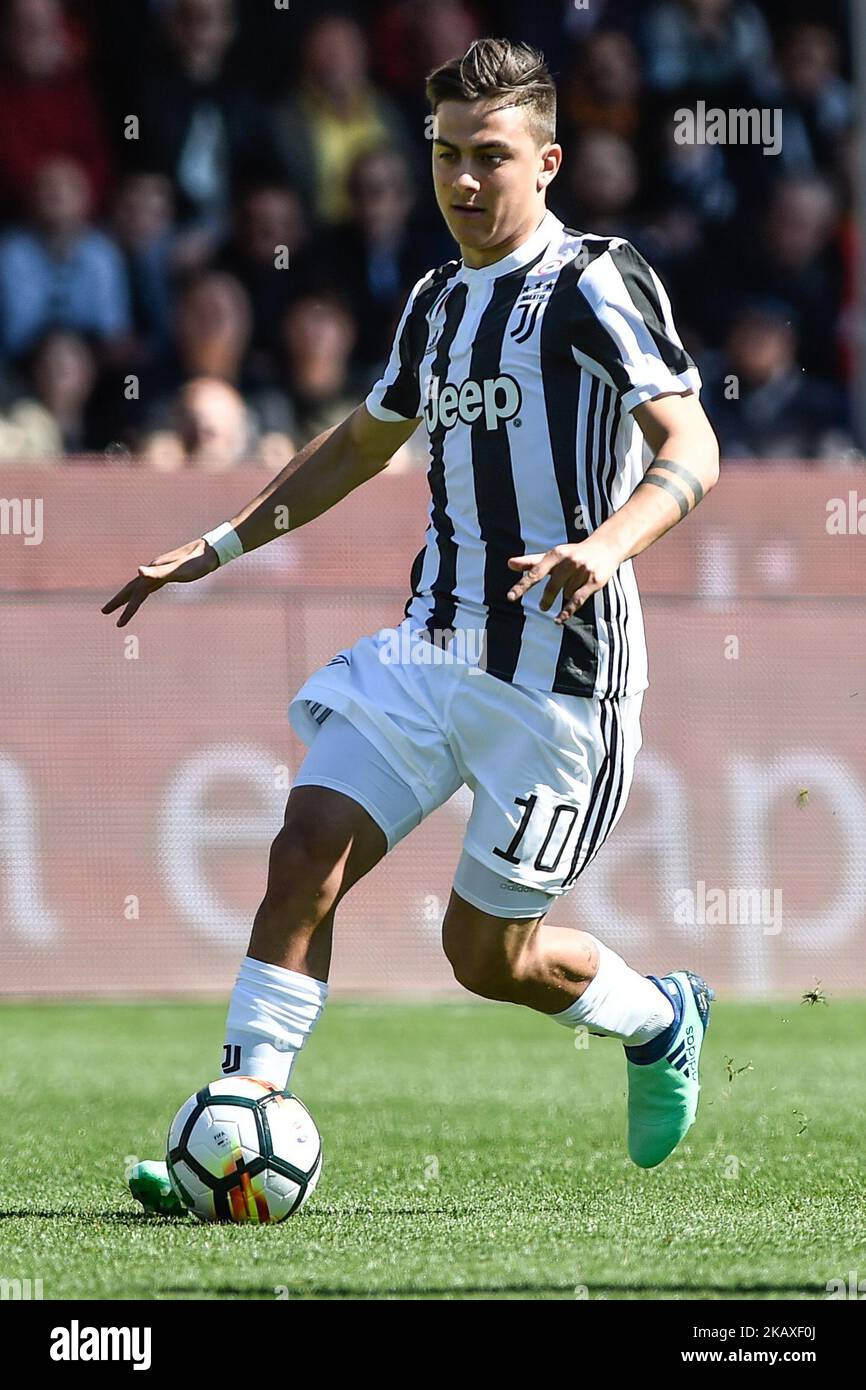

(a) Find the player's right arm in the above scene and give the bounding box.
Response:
[102,263,438,627]
[222,404,419,548]
[101,404,419,627]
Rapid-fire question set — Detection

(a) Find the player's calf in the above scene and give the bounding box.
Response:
[442,890,667,1027]
[249,785,384,971]
[131,773,391,1219]
[445,886,711,1167]
[224,784,388,1090]
[443,909,545,1003]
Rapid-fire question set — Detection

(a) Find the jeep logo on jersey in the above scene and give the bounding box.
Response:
[423,374,522,431]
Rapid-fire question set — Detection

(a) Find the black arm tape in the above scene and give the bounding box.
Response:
[648,457,705,504]
[641,473,689,520]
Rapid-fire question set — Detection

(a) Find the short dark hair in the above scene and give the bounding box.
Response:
[426,37,556,145]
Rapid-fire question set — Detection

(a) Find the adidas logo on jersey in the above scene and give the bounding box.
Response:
[423,373,522,432]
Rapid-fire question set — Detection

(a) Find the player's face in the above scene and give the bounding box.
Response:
[431,100,561,268]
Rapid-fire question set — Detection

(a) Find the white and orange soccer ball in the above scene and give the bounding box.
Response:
[166,1077,322,1223]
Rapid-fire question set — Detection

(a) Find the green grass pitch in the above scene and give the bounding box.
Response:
[1,998,862,1300]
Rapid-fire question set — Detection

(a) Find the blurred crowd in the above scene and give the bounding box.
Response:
[0,0,860,468]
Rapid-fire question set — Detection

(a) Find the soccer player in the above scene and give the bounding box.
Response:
[105,38,720,1215]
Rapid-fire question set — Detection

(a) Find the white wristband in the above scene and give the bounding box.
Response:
[202,522,244,567]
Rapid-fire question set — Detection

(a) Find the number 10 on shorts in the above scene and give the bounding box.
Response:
[492,794,581,879]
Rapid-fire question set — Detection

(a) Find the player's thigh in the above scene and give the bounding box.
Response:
[289,618,465,821]
[453,684,644,898]
[279,708,460,899]
[269,784,388,906]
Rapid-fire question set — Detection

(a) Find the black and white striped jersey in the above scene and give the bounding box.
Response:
[365,210,701,699]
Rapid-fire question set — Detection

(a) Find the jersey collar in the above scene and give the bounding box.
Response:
[457,209,562,282]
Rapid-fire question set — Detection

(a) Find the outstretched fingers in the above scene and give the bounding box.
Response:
[101,575,161,627]
[506,551,557,602]
[507,548,594,624]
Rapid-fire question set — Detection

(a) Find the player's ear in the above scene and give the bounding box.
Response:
[537,143,562,191]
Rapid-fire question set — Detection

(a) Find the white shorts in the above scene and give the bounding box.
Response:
[289,617,643,917]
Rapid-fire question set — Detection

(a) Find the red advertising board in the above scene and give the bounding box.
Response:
[1,464,864,995]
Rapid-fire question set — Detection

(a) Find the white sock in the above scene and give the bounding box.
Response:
[222,956,328,1089]
[550,936,674,1045]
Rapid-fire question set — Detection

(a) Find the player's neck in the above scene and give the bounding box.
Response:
[460,206,551,270]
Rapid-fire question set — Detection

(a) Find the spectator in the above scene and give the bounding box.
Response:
[565,131,641,238]
[141,375,293,471]
[253,293,360,449]
[407,0,480,77]
[138,269,262,446]
[253,285,422,471]
[374,0,480,98]
[722,174,845,383]
[833,123,862,384]
[372,0,480,148]
[142,376,248,471]
[0,0,112,217]
[564,30,644,142]
[772,24,854,175]
[642,0,774,95]
[503,0,645,53]
[271,15,411,226]
[111,172,177,359]
[0,156,131,358]
[702,299,852,458]
[371,0,479,237]
[0,1,858,466]
[214,183,309,379]
[647,103,737,225]
[25,328,98,452]
[632,105,737,348]
[0,361,61,459]
[131,0,277,232]
[171,269,252,385]
[303,148,429,374]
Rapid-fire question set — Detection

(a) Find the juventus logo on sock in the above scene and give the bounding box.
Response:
[221,1044,241,1074]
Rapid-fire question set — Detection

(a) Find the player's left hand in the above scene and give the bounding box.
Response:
[506,538,619,624]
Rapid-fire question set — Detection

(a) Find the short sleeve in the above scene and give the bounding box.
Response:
[574,241,701,413]
[364,271,435,423]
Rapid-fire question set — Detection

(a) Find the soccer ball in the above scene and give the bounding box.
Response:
[166,1077,322,1223]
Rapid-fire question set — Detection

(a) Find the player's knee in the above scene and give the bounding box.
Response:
[263,817,346,913]
[443,924,532,1002]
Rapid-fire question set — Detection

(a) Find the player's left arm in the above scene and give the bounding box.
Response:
[600,387,720,563]
[507,390,719,624]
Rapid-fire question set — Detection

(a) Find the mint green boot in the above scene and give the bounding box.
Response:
[625,971,713,1169]
[128,1159,187,1216]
